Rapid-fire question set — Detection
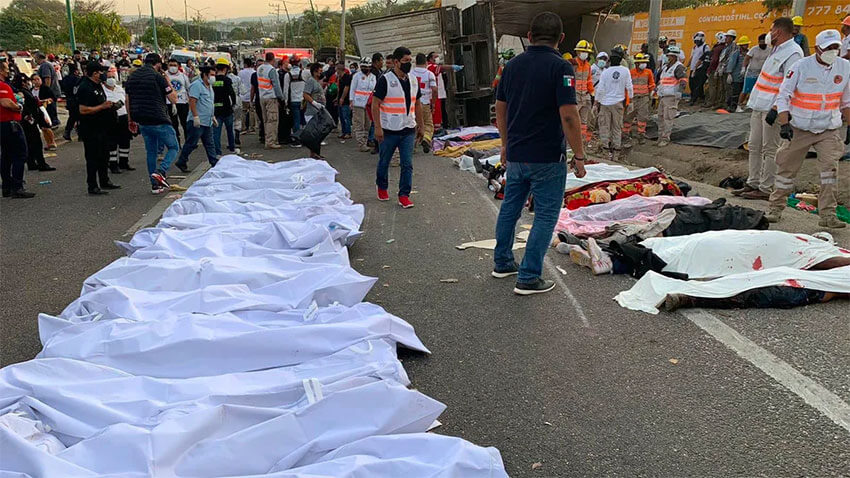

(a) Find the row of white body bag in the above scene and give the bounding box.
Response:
[0,156,508,477]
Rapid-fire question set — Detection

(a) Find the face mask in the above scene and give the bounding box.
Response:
[695,39,703,46]
[400,62,412,73]
[578,52,588,61]
[597,60,606,68]
[105,77,117,87]
[361,68,369,75]
[98,72,106,82]
[637,63,646,70]
[820,49,839,65]
[168,66,178,74]
[92,55,99,60]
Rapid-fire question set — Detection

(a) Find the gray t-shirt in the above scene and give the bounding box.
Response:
[38,62,61,96]
[746,46,770,78]
[303,76,325,118]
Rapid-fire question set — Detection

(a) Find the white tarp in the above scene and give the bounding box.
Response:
[203,156,338,182]
[641,230,850,279]
[615,265,850,314]
[565,163,660,192]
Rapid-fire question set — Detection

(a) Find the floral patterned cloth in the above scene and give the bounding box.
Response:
[564,171,683,210]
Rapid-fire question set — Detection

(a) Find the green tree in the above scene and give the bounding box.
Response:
[141,24,184,47]
[230,27,247,40]
[74,11,131,49]
[0,10,56,50]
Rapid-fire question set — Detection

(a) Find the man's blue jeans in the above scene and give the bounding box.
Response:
[494,160,567,284]
[339,105,352,135]
[139,124,180,187]
[213,114,235,156]
[368,123,375,143]
[177,120,217,168]
[290,102,302,133]
[376,132,414,197]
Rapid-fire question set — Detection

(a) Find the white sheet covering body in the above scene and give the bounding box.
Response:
[615,265,850,314]
[641,230,850,279]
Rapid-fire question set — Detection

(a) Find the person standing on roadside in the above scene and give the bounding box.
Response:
[0,60,35,198]
[35,53,60,126]
[350,60,376,152]
[76,61,120,195]
[125,52,179,193]
[14,73,55,172]
[166,59,190,142]
[336,63,353,140]
[30,75,57,151]
[256,52,284,149]
[176,65,218,170]
[238,57,257,133]
[372,46,424,209]
[689,31,710,106]
[738,34,769,110]
[212,59,237,156]
[595,50,632,160]
[492,11,587,296]
[706,32,726,109]
[283,56,307,138]
[656,46,688,147]
[103,66,133,173]
[411,53,438,152]
[61,64,82,141]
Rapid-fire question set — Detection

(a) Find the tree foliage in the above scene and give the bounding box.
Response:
[141,24,184,48]
[613,0,756,16]
[0,10,57,50]
[74,11,130,49]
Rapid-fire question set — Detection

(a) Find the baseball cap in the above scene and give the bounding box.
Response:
[816,29,842,49]
[85,61,108,75]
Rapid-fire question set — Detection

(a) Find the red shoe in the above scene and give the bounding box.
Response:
[377,187,389,201]
[398,196,414,208]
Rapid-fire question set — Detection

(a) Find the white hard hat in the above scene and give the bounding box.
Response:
[693,31,705,39]
[715,32,726,42]
[666,45,682,55]
[597,51,609,59]
[725,29,737,37]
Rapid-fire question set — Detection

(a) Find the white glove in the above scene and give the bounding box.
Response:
[193,116,201,125]
[312,100,324,110]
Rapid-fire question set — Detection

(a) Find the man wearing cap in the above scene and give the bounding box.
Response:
[734,17,803,200]
[76,61,121,195]
[710,30,737,109]
[766,29,849,229]
[738,34,770,110]
[125,52,180,193]
[725,35,749,110]
[792,16,810,55]
[689,31,710,106]
[656,46,687,147]
[841,16,850,59]
[624,53,655,145]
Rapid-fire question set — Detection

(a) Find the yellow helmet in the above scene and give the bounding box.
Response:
[562,52,573,60]
[575,40,593,53]
[634,53,649,63]
[132,59,142,66]
[792,15,803,26]
[215,57,230,66]
[736,35,750,46]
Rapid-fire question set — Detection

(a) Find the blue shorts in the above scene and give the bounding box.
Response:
[743,76,758,94]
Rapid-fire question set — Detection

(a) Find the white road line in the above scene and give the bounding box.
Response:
[465,174,592,328]
[684,309,850,434]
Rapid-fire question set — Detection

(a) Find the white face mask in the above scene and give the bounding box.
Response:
[820,49,839,65]
[597,60,606,68]
[578,52,588,61]
[637,63,646,70]
[105,77,117,87]
[168,66,178,74]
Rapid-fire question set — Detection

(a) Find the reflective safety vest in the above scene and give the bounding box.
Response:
[351,71,376,108]
[630,67,655,97]
[778,55,850,133]
[379,70,419,131]
[657,61,686,98]
[256,63,277,100]
[574,59,594,97]
[747,39,803,112]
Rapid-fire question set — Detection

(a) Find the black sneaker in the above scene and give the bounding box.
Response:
[10,189,35,198]
[513,278,556,296]
[491,262,518,278]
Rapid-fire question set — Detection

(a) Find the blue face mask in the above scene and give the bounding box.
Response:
[597,60,606,68]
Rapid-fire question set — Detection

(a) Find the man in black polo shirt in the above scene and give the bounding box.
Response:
[492,11,587,296]
[77,61,121,195]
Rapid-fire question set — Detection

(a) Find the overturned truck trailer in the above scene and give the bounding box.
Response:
[351,0,614,128]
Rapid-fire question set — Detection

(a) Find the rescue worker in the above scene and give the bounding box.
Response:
[706,32,727,108]
[612,44,633,70]
[591,52,607,88]
[689,31,710,106]
[623,53,655,146]
[725,35,749,111]
[256,52,284,149]
[350,58,377,152]
[492,50,515,89]
[767,29,848,229]
[656,46,687,147]
[734,17,803,200]
[792,16,810,55]
[840,16,850,60]
[594,50,633,160]
[574,40,595,145]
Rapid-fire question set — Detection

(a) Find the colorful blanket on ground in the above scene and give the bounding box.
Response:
[434,139,503,158]
[557,195,712,237]
[433,126,499,152]
[564,170,684,209]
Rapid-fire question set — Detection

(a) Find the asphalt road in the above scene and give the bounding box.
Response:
[1,128,849,476]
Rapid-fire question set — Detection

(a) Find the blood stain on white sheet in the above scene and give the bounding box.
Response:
[752,256,763,271]
[785,279,804,288]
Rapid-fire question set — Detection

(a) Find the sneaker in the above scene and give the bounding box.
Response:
[398,195,414,208]
[235,147,241,154]
[491,262,519,278]
[10,189,35,198]
[151,172,170,188]
[765,209,782,223]
[289,142,302,148]
[391,157,400,167]
[818,216,848,229]
[735,106,744,113]
[513,278,556,296]
[359,145,371,152]
[151,186,168,195]
[176,163,190,173]
[657,140,670,147]
[557,230,583,246]
[569,245,592,269]
[422,139,431,154]
[377,187,389,201]
[586,238,613,275]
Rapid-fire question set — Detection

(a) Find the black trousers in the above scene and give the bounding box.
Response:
[64,104,79,138]
[278,99,292,144]
[689,66,708,104]
[22,120,47,169]
[0,121,28,192]
[83,134,110,190]
[170,103,190,143]
[254,97,265,143]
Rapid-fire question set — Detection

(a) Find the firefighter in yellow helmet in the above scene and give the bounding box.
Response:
[573,40,595,144]
[792,16,810,54]
[623,53,655,146]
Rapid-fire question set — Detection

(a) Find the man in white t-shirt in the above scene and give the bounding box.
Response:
[238,57,257,133]
[738,33,769,109]
[594,51,633,161]
[411,53,438,152]
[166,58,190,142]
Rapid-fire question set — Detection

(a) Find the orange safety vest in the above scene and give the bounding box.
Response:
[630,67,655,96]
[574,59,594,96]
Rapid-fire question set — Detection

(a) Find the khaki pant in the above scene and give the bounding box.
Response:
[623,95,651,139]
[577,92,592,143]
[242,101,258,132]
[657,96,678,141]
[352,106,372,148]
[769,127,841,218]
[707,73,726,108]
[746,110,781,193]
[421,102,434,143]
[598,103,624,150]
[261,98,279,147]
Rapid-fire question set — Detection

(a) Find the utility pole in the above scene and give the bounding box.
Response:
[339,0,346,58]
[308,0,321,47]
[269,2,285,45]
[282,1,292,46]
[647,0,662,62]
[184,0,189,41]
[791,0,806,17]
[65,0,76,51]
[150,0,159,52]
